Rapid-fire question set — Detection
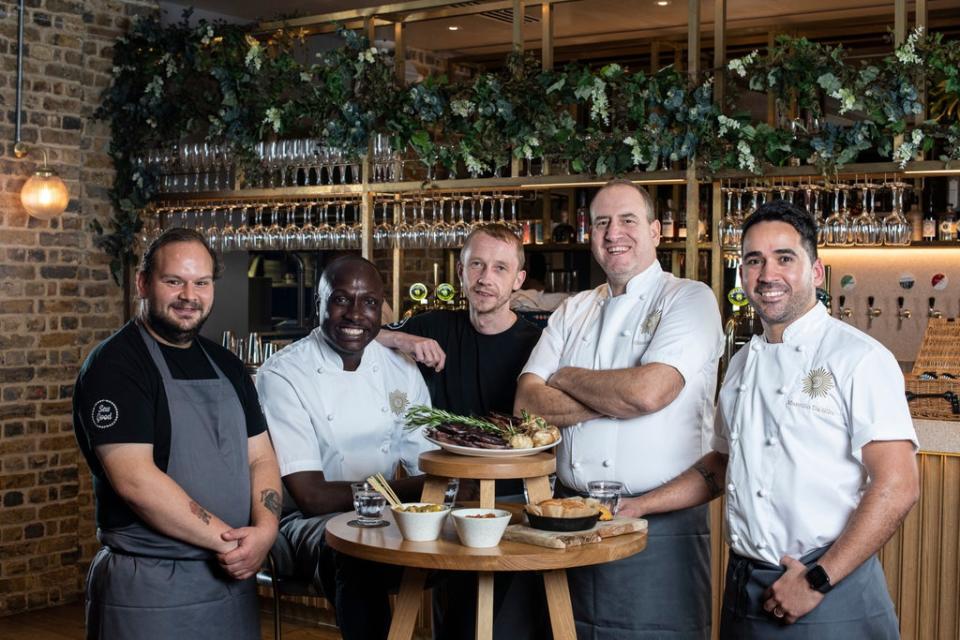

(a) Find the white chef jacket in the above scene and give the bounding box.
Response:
[713,303,918,566]
[256,328,435,482]
[522,261,723,494]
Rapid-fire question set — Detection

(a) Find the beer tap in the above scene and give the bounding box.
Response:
[928,297,943,319]
[867,296,882,329]
[896,296,911,330]
[836,295,852,320]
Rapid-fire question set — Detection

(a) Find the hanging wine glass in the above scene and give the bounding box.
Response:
[882,180,912,246]
[823,185,848,247]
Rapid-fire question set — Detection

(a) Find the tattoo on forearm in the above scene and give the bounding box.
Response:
[694,462,723,498]
[260,489,282,519]
[189,500,212,525]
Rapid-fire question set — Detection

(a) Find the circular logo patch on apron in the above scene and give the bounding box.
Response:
[91,399,119,429]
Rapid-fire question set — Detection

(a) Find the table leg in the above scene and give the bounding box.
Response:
[542,569,577,640]
[523,475,553,504]
[479,480,495,509]
[475,571,494,640]
[387,568,428,640]
[421,476,447,504]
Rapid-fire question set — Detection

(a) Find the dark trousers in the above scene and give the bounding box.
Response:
[720,547,899,639]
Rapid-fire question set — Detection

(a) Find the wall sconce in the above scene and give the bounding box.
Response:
[14,0,69,220]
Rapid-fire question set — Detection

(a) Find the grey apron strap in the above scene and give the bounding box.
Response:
[88,323,258,640]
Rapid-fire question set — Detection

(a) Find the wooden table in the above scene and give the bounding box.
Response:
[418,449,557,508]
[325,509,647,640]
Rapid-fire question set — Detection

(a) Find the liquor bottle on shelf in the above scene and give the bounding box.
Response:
[553,209,575,243]
[575,192,589,243]
[677,205,687,240]
[938,208,956,242]
[922,198,937,241]
[661,199,675,240]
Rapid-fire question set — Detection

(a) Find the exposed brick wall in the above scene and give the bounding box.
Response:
[0,0,157,617]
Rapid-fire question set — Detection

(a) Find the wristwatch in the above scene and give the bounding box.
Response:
[804,564,833,594]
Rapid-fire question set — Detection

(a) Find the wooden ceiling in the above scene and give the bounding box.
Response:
[180,0,959,64]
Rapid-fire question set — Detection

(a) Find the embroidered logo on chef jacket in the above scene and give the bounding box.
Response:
[641,308,662,335]
[389,390,409,416]
[91,399,119,429]
[801,367,835,398]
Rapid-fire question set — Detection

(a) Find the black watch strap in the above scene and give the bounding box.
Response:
[805,564,833,594]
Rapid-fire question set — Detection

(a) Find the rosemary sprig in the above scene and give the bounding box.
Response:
[403,405,504,435]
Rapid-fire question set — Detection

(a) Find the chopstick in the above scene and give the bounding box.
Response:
[367,473,402,508]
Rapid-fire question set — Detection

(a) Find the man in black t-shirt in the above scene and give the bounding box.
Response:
[378,223,547,640]
[73,228,281,640]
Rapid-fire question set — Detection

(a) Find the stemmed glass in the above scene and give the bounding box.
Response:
[451,194,471,246]
[718,184,740,249]
[331,200,352,249]
[249,205,270,251]
[264,205,284,250]
[823,185,849,247]
[411,198,431,249]
[282,203,303,251]
[219,204,238,253]
[882,181,912,246]
[850,179,878,246]
[373,199,393,249]
[235,205,253,251]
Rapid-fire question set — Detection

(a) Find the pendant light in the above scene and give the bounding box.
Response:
[13,0,69,220]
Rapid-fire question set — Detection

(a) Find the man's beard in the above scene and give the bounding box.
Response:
[144,302,209,345]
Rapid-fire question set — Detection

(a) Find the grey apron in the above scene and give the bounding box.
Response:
[559,485,712,640]
[85,324,258,640]
[720,546,899,639]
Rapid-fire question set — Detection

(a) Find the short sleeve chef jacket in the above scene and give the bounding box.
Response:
[256,328,435,482]
[713,303,918,566]
[522,261,723,494]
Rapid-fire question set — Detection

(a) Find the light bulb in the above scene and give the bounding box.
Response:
[21,168,69,220]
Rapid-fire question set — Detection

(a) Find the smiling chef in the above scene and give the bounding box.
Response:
[515,178,723,638]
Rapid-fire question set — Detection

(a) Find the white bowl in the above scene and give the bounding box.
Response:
[391,503,450,542]
[451,508,512,548]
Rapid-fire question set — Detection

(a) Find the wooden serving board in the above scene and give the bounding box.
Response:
[502,517,647,549]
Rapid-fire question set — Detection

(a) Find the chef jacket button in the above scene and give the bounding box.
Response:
[730,534,740,543]
[796,345,805,352]
[766,437,776,446]
[777,386,788,394]
[757,488,768,498]
[381,406,388,413]
[738,384,747,392]
[620,330,630,337]
[727,483,736,492]
[751,342,761,351]
[639,294,645,301]
[316,367,324,374]
[373,365,379,372]
[572,461,582,470]
[326,414,334,421]
[756,541,766,550]
[602,459,612,467]
[582,335,590,342]
[380,444,390,453]
[730,432,739,442]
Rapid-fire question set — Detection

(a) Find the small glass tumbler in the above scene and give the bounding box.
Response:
[443,478,460,509]
[350,481,387,527]
[587,480,624,516]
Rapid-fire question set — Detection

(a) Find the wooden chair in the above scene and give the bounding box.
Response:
[256,532,321,640]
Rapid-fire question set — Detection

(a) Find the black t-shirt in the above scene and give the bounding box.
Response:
[387,310,542,417]
[72,321,267,530]
[385,310,542,496]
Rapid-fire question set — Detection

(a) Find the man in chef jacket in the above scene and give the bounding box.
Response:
[515,178,723,638]
[620,200,919,638]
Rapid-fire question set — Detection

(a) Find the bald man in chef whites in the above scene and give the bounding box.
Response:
[515,179,724,638]
[256,256,435,640]
[622,200,919,638]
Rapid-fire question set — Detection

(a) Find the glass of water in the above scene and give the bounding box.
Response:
[587,480,624,516]
[350,481,387,527]
[443,478,460,508]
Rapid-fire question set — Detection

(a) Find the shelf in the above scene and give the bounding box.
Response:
[659,241,712,250]
[523,242,591,251]
[819,241,960,250]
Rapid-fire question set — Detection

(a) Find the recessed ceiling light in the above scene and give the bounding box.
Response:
[656,0,670,5]
[448,25,460,31]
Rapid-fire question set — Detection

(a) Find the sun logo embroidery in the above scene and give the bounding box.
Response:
[641,309,662,335]
[389,390,409,416]
[801,367,835,399]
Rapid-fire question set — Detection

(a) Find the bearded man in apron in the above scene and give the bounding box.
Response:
[73,228,282,639]
[621,201,918,638]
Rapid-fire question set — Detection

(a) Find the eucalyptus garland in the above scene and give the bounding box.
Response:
[95,14,960,285]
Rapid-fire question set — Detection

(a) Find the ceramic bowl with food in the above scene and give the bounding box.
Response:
[391,503,450,542]
[451,508,512,548]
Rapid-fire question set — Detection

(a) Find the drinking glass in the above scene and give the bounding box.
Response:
[587,480,624,516]
[350,481,388,527]
[443,478,460,508]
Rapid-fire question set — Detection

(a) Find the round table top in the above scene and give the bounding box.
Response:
[325,510,647,573]
[418,449,556,480]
